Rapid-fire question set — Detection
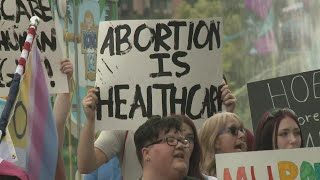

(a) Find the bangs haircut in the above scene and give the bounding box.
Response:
[134,115,182,166]
[171,114,204,179]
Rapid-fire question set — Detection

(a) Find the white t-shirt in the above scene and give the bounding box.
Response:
[94,130,142,180]
[203,174,217,180]
[207,176,217,180]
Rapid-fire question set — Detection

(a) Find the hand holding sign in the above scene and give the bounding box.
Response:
[60,59,73,81]
[220,84,236,113]
[83,88,99,122]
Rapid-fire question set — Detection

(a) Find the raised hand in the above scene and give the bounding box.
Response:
[82,88,99,121]
[221,84,236,112]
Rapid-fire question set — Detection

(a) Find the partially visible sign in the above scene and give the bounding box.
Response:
[247,69,320,147]
[216,147,320,179]
[0,0,68,95]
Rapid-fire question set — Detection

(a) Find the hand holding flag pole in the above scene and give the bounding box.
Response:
[0,16,40,142]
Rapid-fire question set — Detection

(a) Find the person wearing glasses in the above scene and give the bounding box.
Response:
[78,81,236,179]
[134,115,198,180]
[172,115,216,180]
[198,112,247,177]
[255,108,303,150]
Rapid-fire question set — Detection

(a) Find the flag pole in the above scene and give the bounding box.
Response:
[0,16,40,142]
[64,13,74,180]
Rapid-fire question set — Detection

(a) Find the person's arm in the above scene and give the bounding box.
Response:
[55,151,66,180]
[77,88,109,173]
[54,59,73,180]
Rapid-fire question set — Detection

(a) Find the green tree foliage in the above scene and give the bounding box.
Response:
[175,0,320,131]
[175,0,254,129]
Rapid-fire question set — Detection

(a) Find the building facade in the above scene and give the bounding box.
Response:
[119,0,182,19]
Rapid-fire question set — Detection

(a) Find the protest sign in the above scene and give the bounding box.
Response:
[247,69,320,147]
[216,147,320,179]
[95,18,223,130]
[0,0,68,95]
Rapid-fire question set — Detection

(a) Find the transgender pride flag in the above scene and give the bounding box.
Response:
[26,43,58,179]
[0,17,58,179]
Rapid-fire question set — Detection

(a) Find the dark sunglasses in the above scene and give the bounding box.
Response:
[267,108,297,119]
[260,107,297,128]
[218,126,246,137]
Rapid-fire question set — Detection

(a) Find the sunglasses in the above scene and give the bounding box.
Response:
[267,108,297,119]
[260,107,298,128]
[218,126,246,137]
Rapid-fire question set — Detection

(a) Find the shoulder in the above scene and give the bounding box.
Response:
[95,130,129,152]
[97,130,129,140]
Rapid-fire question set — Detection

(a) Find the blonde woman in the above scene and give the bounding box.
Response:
[199,112,247,177]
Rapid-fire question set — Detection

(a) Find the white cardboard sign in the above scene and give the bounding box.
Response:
[0,0,68,95]
[216,147,320,179]
[95,18,223,130]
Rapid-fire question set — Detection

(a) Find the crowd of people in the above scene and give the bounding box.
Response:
[0,58,304,180]
[75,72,304,180]
[3,59,305,180]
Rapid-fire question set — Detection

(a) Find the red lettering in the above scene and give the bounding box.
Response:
[250,166,256,180]
[224,168,232,180]
[237,167,248,180]
[267,166,274,180]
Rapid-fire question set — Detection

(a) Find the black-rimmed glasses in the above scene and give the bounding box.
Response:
[145,136,190,148]
[218,126,246,137]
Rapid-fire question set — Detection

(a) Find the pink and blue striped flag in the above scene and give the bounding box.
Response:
[0,157,28,179]
[0,42,58,179]
[26,42,58,179]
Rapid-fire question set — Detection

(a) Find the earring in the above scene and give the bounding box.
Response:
[146,157,150,162]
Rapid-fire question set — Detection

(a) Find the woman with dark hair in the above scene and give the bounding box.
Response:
[171,115,216,180]
[255,108,303,150]
[78,77,236,179]
[134,115,197,180]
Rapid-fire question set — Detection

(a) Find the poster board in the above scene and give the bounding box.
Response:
[216,147,320,179]
[95,18,223,130]
[0,0,68,95]
[247,69,320,147]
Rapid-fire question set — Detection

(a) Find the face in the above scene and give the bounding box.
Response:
[182,123,194,153]
[275,116,301,149]
[144,129,191,177]
[215,117,246,153]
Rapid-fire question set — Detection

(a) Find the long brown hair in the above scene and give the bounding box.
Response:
[255,108,304,150]
[171,115,204,180]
